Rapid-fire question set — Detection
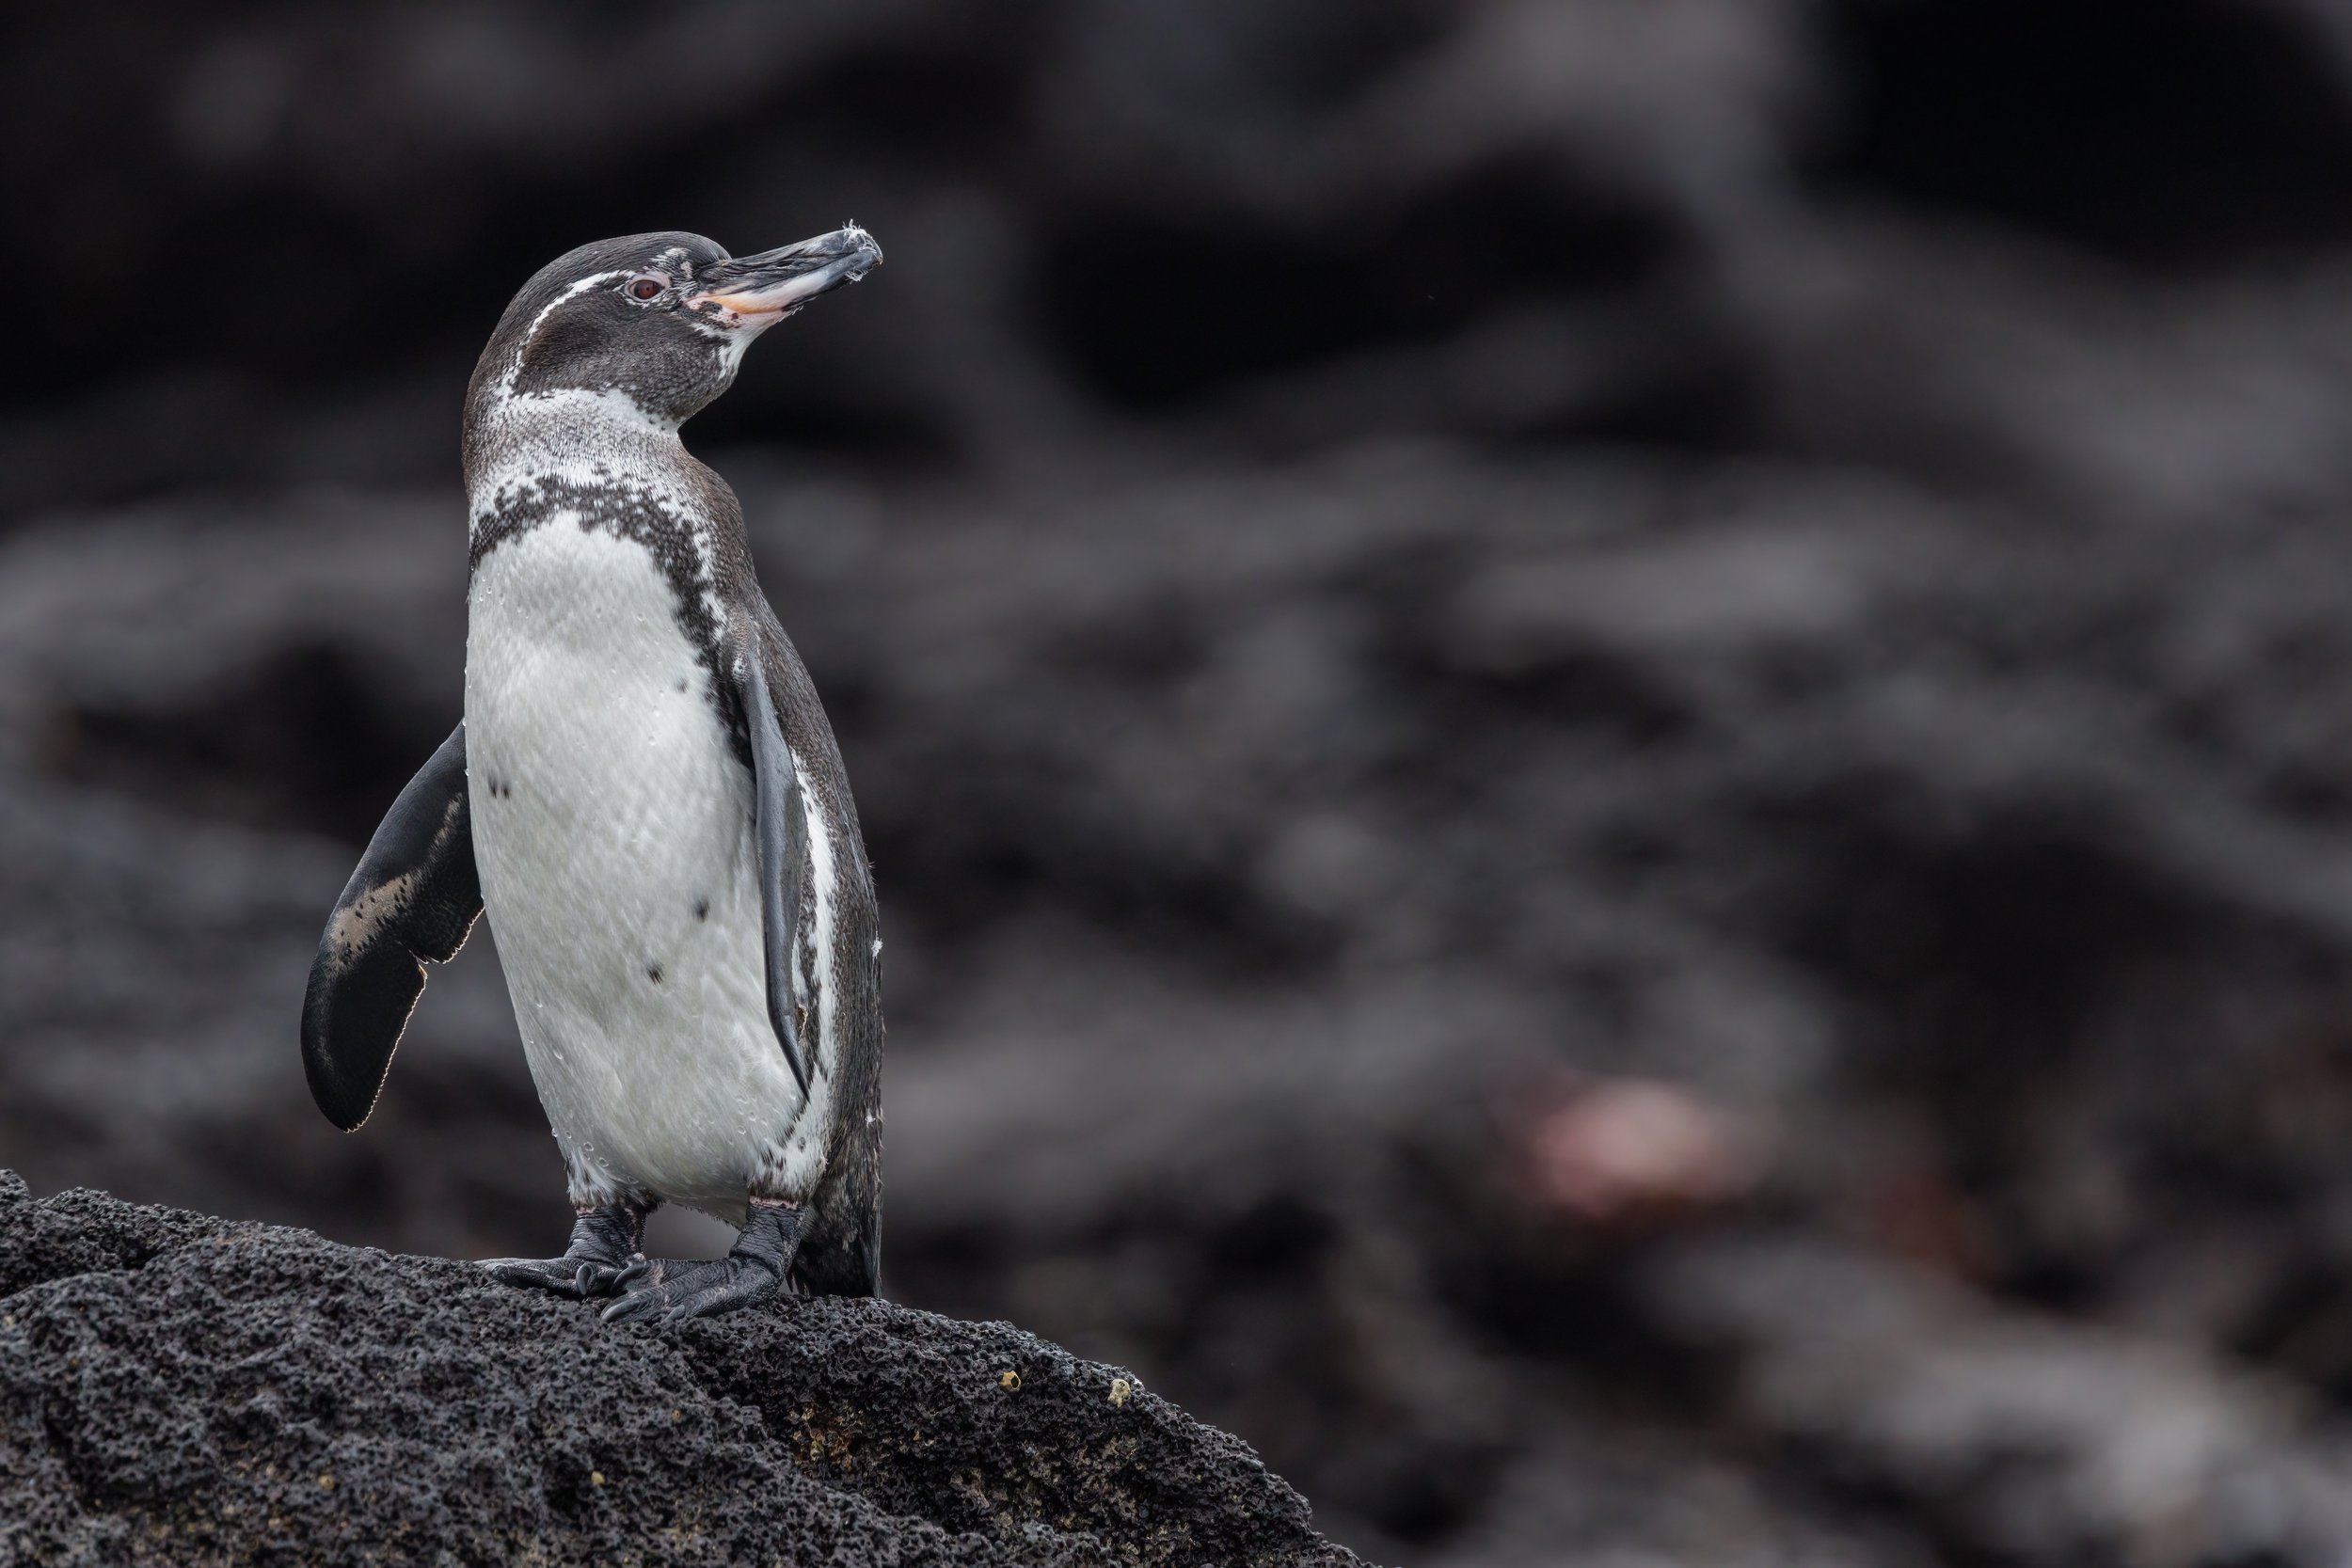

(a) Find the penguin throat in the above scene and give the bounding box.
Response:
[498,384,683,436]
[465,385,689,499]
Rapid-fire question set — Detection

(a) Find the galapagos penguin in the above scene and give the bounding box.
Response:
[300,227,886,1322]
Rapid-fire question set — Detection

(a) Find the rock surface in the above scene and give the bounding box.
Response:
[0,1173,1358,1568]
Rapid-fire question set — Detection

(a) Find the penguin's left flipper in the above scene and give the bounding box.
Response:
[300,724,483,1131]
[602,1202,803,1324]
[737,639,812,1098]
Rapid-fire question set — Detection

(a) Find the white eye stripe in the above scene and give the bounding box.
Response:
[501,270,633,393]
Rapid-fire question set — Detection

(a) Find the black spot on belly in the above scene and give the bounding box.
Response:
[646,962,665,984]
[693,897,709,922]
[675,676,690,692]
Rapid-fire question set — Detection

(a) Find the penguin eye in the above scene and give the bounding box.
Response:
[627,277,665,302]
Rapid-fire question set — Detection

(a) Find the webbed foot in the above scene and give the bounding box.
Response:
[601,1199,801,1323]
[483,1200,649,1298]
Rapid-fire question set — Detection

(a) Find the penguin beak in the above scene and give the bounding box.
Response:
[688,226,882,325]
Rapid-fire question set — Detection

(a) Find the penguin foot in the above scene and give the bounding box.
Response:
[482,1201,648,1298]
[601,1199,802,1324]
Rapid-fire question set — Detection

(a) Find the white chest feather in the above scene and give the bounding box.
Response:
[464,520,835,1216]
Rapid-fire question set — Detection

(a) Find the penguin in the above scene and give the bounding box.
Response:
[299,227,885,1323]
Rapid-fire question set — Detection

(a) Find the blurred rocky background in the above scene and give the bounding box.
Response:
[12,0,2352,1560]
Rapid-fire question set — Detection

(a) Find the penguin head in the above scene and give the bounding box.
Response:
[464,226,882,453]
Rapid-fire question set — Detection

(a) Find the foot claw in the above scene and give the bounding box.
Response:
[572,1259,627,1295]
[598,1290,660,1325]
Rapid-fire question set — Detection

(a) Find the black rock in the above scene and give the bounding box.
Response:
[0,1173,1361,1568]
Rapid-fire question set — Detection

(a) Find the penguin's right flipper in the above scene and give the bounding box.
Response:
[739,644,812,1098]
[301,723,482,1131]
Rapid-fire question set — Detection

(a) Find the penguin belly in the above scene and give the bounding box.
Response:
[465,523,813,1220]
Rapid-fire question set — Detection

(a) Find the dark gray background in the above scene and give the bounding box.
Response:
[12,2,2352,1561]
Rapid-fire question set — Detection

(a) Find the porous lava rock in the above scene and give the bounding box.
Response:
[0,1172,1360,1568]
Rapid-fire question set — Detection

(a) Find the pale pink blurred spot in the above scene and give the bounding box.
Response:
[1525,1078,1769,1222]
